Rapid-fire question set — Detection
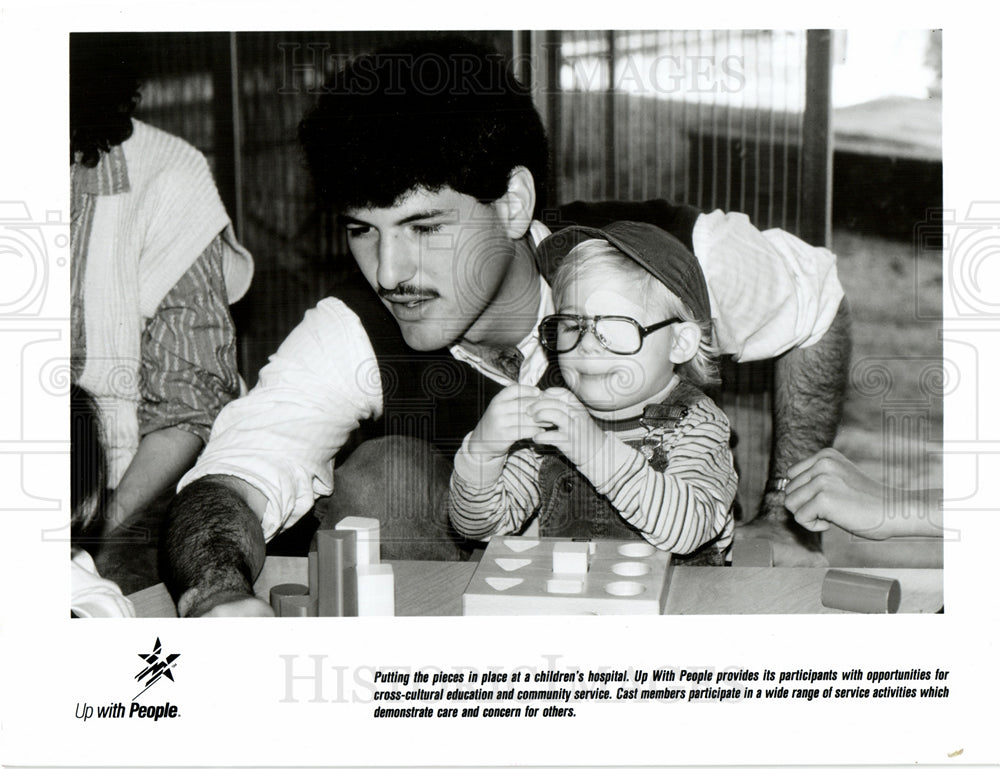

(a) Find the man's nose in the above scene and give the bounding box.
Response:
[376,234,417,291]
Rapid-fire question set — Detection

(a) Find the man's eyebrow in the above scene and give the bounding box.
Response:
[340,209,456,227]
[396,209,454,225]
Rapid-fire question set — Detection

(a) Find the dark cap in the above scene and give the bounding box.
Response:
[536,221,712,322]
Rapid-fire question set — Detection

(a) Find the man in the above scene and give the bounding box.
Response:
[164,36,849,617]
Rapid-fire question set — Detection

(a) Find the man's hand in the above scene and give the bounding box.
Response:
[527,387,605,467]
[187,593,276,618]
[163,477,268,616]
[783,447,942,541]
[784,448,885,536]
[467,385,542,460]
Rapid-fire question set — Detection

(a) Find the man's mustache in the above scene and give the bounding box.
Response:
[378,285,440,300]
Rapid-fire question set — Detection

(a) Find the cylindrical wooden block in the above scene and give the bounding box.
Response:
[269,583,310,616]
[280,593,318,617]
[821,569,900,614]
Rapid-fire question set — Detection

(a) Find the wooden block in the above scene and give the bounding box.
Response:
[552,541,590,574]
[356,563,395,616]
[281,593,318,617]
[463,537,673,615]
[731,538,773,567]
[308,550,318,595]
[315,529,358,617]
[269,583,309,617]
[335,516,381,565]
[821,569,901,613]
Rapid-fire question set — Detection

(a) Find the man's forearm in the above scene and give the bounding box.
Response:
[766,298,852,514]
[163,476,267,617]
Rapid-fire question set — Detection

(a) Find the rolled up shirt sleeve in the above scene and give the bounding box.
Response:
[177,297,383,540]
[693,210,844,362]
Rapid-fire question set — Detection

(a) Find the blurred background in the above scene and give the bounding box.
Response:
[72,29,943,564]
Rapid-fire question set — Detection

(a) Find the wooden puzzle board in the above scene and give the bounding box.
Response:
[462,537,674,615]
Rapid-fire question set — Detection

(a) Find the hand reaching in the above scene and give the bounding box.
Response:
[783,448,941,540]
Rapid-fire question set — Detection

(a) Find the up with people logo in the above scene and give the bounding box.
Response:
[74,637,182,723]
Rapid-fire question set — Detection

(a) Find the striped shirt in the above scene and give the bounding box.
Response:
[449,378,737,555]
[71,143,241,447]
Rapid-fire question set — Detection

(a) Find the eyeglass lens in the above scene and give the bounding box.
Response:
[548,316,642,354]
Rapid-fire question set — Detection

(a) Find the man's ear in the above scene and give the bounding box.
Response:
[668,321,702,365]
[493,166,536,239]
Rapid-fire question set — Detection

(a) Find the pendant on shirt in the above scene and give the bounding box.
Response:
[638,404,688,464]
[639,433,660,462]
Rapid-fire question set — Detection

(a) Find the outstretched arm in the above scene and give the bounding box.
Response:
[769,297,851,500]
[163,476,273,617]
[746,298,852,558]
[784,447,943,540]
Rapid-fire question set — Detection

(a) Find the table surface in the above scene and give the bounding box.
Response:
[129,557,943,618]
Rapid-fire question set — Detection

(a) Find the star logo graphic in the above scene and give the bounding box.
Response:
[134,637,180,700]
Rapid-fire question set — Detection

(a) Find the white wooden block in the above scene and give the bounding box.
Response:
[463,537,673,616]
[335,516,381,565]
[552,541,590,574]
[356,563,395,616]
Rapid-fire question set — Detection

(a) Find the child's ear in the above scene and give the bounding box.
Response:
[668,321,702,365]
[493,166,536,239]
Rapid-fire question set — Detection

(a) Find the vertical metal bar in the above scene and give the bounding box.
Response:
[534,30,561,209]
[512,30,532,90]
[738,31,747,214]
[211,32,244,239]
[724,29,733,212]
[709,31,718,210]
[604,30,616,198]
[652,30,661,198]
[766,32,776,229]
[781,33,792,232]
[212,32,249,380]
[753,32,761,224]
[802,29,833,247]
[544,30,561,207]
[693,32,704,208]
[228,32,245,240]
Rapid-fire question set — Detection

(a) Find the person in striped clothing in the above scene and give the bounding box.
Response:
[448,221,737,562]
[70,36,253,560]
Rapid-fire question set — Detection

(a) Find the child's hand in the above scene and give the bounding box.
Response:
[467,385,542,460]
[528,387,606,467]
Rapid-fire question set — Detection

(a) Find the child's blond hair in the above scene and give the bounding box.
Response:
[551,239,720,388]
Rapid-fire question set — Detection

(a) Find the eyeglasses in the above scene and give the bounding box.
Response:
[538,314,680,355]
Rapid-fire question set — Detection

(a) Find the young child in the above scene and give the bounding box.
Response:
[448,221,737,562]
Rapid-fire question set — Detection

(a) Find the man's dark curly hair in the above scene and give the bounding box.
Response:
[298,36,549,213]
[70,34,145,168]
